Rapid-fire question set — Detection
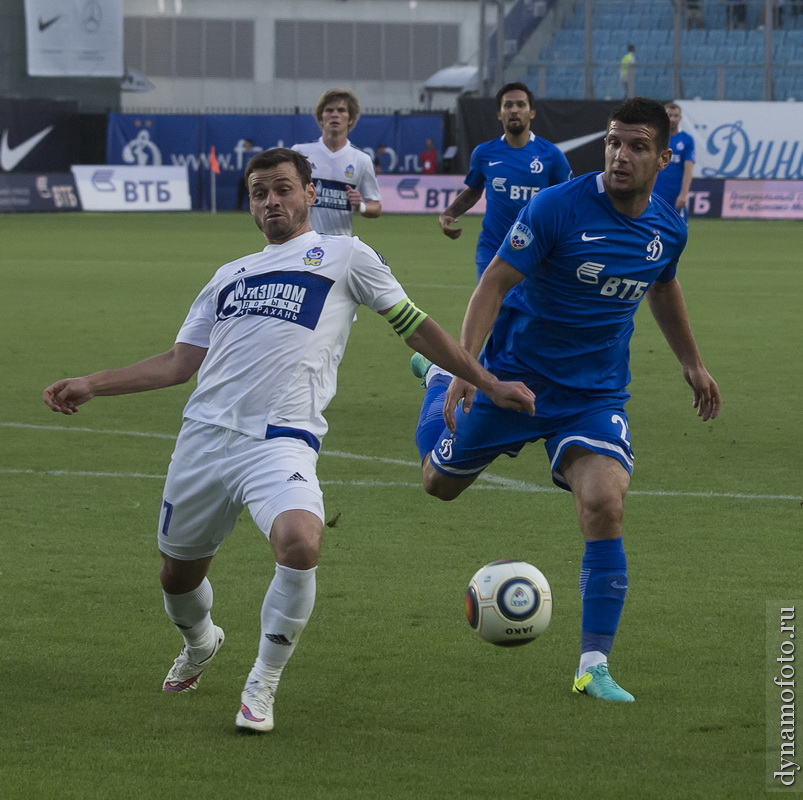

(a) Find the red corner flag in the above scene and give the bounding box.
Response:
[209,146,221,174]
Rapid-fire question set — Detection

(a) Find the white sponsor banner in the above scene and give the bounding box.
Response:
[25,0,123,77]
[679,101,803,181]
[72,166,191,211]
[722,180,803,219]
[377,174,486,214]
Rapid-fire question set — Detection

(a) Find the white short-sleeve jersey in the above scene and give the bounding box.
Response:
[176,231,406,447]
[291,138,381,235]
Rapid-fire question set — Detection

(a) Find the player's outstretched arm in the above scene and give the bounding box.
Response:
[646,278,722,421]
[439,187,483,239]
[43,343,207,415]
[440,257,526,418]
[404,318,534,431]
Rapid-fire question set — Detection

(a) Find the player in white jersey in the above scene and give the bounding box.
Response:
[292,88,381,235]
[43,148,534,734]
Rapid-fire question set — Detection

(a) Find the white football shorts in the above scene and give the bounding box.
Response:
[157,419,324,560]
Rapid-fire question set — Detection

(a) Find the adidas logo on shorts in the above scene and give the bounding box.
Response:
[287,472,307,482]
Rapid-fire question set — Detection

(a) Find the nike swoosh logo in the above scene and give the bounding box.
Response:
[38,15,62,32]
[611,581,628,590]
[488,160,503,166]
[556,129,608,153]
[0,126,54,172]
[581,233,607,241]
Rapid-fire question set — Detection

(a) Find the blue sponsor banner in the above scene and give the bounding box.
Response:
[216,270,334,330]
[107,113,444,210]
[0,172,81,213]
[687,178,723,218]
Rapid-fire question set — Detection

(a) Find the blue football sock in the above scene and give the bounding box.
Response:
[579,537,628,660]
[414,375,451,460]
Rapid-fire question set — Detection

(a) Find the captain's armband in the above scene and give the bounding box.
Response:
[385,298,428,339]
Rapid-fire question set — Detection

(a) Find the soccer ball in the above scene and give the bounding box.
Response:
[464,560,552,647]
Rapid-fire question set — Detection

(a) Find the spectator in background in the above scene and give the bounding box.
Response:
[759,0,784,28]
[653,102,695,221]
[420,139,438,174]
[620,45,636,98]
[237,139,258,210]
[438,82,572,281]
[686,0,705,29]
[726,0,747,29]
[292,88,381,235]
[373,144,393,175]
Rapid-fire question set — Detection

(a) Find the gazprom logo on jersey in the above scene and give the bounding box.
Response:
[216,270,334,329]
[314,178,349,211]
[509,221,533,250]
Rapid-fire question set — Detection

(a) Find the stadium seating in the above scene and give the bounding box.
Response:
[517,0,803,100]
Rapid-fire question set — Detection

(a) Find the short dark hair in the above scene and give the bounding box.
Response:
[244,147,313,187]
[495,81,535,110]
[608,96,670,151]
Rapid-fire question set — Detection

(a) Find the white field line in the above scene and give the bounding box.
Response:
[3,421,800,502]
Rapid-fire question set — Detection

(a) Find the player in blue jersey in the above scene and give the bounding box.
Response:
[438,82,573,279]
[412,97,721,702]
[652,103,696,220]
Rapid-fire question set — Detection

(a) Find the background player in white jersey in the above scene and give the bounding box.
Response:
[292,88,381,235]
[43,148,533,734]
[413,98,721,702]
[652,102,696,221]
[438,82,573,279]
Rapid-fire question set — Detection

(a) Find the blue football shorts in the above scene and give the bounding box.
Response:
[157,419,324,561]
[428,380,634,491]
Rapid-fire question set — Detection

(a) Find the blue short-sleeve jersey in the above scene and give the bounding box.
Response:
[653,130,695,205]
[488,172,687,392]
[465,133,573,269]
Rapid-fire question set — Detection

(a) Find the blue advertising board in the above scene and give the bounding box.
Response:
[107,113,444,210]
[0,172,81,212]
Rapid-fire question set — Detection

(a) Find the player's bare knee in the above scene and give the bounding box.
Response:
[422,468,471,501]
[272,528,321,569]
[578,490,624,533]
[159,552,212,594]
[423,478,461,501]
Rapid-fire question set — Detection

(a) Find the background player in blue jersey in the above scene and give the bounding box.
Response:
[438,82,573,279]
[413,97,721,703]
[653,102,696,220]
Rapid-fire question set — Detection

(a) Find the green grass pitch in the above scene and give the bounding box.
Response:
[1,210,800,799]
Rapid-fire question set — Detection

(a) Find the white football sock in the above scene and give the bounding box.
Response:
[249,564,317,689]
[425,365,452,388]
[163,577,216,657]
[579,650,608,675]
